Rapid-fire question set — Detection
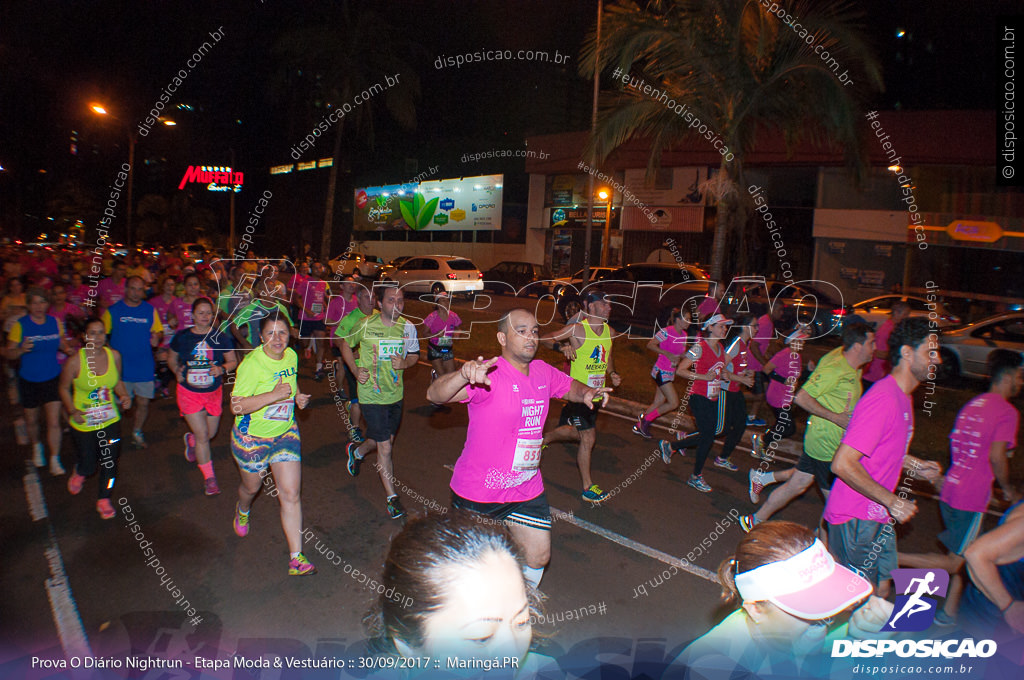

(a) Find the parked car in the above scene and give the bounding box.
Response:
[726,278,851,338]
[550,267,618,298]
[482,261,553,296]
[379,255,415,281]
[850,294,961,330]
[937,313,1024,381]
[387,255,484,298]
[179,242,208,264]
[327,252,384,278]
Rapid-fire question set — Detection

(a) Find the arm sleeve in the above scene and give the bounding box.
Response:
[7,321,22,343]
[995,408,1019,448]
[151,308,164,333]
[840,390,888,459]
[403,321,419,353]
[101,310,112,334]
[548,362,574,399]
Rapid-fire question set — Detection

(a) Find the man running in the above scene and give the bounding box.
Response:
[740,323,876,532]
[295,262,330,381]
[862,300,910,389]
[824,318,944,596]
[340,284,419,519]
[332,282,374,442]
[102,276,163,448]
[541,291,621,502]
[426,308,611,588]
[97,259,128,312]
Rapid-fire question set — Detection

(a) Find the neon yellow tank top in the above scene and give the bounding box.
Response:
[71,346,121,432]
[570,319,611,388]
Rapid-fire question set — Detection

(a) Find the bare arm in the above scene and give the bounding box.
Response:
[964,510,1024,632]
[831,443,917,523]
[426,356,498,404]
[794,388,851,428]
[989,441,1015,500]
[58,354,81,422]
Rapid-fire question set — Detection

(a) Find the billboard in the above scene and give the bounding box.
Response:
[353,174,503,232]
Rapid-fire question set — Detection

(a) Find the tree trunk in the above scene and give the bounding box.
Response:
[708,159,741,282]
[320,122,345,261]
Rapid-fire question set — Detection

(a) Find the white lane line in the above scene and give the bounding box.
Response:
[440,464,718,584]
[24,463,92,658]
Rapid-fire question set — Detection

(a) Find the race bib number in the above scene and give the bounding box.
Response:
[85,404,116,426]
[310,303,324,314]
[187,368,214,388]
[436,335,453,347]
[708,379,721,401]
[378,339,404,360]
[512,438,543,472]
[264,401,295,421]
[587,373,606,389]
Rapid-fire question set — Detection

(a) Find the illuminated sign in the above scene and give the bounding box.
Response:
[179,165,243,192]
[945,220,1002,243]
[353,174,503,231]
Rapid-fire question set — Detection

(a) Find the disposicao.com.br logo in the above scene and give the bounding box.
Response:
[832,569,997,659]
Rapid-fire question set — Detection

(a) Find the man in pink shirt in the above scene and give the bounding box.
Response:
[900,349,1022,624]
[296,262,330,380]
[862,301,910,386]
[426,308,611,589]
[824,318,944,596]
[96,260,128,312]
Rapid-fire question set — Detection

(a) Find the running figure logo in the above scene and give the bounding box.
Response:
[883,568,950,632]
[589,345,606,363]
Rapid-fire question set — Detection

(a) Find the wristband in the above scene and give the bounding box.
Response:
[1001,600,1017,613]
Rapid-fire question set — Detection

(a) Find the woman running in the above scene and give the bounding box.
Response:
[168,297,237,496]
[151,275,180,398]
[422,291,462,380]
[633,306,693,439]
[171,272,202,331]
[58,318,132,519]
[6,288,71,474]
[229,315,315,575]
[714,313,759,472]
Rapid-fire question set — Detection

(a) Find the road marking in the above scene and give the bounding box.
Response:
[24,463,92,658]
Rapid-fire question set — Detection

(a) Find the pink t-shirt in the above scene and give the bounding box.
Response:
[150,295,176,347]
[697,296,719,318]
[824,375,914,525]
[299,280,329,321]
[765,347,802,409]
[451,357,573,503]
[863,319,894,382]
[325,294,357,327]
[66,285,91,307]
[171,297,194,330]
[749,313,774,371]
[423,310,462,348]
[652,326,691,373]
[289,273,309,304]
[940,393,1020,512]
[97,278,125,308]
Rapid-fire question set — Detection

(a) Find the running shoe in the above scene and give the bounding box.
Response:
[288,552,317,576]
[67,472,85,495]
[96,498,116,520]
[933,609,956,627]
[32,442,45,468]
[183,432,196,463]
[204,477,221,496]
[659,440,674,465]
[713,456,739,472]
[739,514,759,533]
[632,415,652,439]
[347,427,364,444]
[346,442,363,477]
[581,484,609,502]
[750,433,774,462]
[386,495,406,519]
[50,455,66,476]
[687,475,712,493]
[749,469,765,503]
[233,504,250,537]
[746,415,767,427]
[132,430,147,449]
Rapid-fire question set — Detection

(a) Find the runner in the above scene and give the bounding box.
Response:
[6,288,71,473]
[49,283,87,363]
[749,325,812,462]
[633,306,693,439]
[340,284,419,519]
[862,300,910,389]
[65,272,91,308]
[541,291,621,502]
[227,280,295,350]
[324,275,358,377]
[58,317,132,519]
[744,303,781,426]
[170,272,201,331]
[295,262,330,381]
[740,323,875,531]
[150,276,180,398]
[712,313,760,473]
[332,283,374,442]
[426,308,610,587]
[899,349,1022,625]
[961,500,1024,640]
[658,313,733,493]
[168,297,238,496]
[97,259,128,311]
[229,315,315,576]
[824,318,944,596]
[102,276,164,448]
[422,291,462,389]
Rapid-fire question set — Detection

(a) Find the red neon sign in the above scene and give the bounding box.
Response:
[179,165,244,191]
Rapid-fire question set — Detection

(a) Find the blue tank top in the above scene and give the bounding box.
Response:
[13,315,61,382]
[960,501,1024,635]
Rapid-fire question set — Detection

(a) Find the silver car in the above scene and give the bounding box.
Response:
[938,313,1024,380]
[850,295,961,329]
[388,255,483,298]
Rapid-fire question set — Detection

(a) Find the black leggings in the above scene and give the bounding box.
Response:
[672,391,747,474]
[70,420,122,499]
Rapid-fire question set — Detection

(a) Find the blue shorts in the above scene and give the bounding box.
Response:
[938,502,984,556]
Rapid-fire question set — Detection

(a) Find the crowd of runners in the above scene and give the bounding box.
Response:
[5,243,1023,669]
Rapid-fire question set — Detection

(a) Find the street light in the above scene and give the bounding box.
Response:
[598,188,612,266]
[89,102,136,250]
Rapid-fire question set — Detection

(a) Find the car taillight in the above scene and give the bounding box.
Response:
[832,309,847,315]
[446,273,457,280]
[478,272,483,278]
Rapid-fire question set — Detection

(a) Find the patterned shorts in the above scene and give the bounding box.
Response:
[231,421,301,473]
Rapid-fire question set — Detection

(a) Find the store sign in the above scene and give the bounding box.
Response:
[353,174,502,231]
[946,220,1002,243]
[179,165,243,192]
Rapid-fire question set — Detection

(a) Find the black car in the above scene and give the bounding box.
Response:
[724,278,851,337]
[482,261,552,296]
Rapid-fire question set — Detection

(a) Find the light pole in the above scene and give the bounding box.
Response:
[598,188,613,266]
[90,103,145,249]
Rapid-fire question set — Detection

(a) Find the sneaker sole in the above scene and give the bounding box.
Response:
[631,426,652,439]
[688,482,712,493]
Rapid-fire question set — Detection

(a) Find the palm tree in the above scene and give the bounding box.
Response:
[274,0,420,260]
[579,0,882,280]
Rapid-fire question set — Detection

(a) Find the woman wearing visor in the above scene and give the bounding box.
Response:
[676,521,894,678]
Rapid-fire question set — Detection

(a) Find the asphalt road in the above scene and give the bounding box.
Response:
[0,344,997,678]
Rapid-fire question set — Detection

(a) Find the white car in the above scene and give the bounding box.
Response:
[849,295,961,329]
[938,313,1024,381]
[327,252,384,278]
[388,255,484,298]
